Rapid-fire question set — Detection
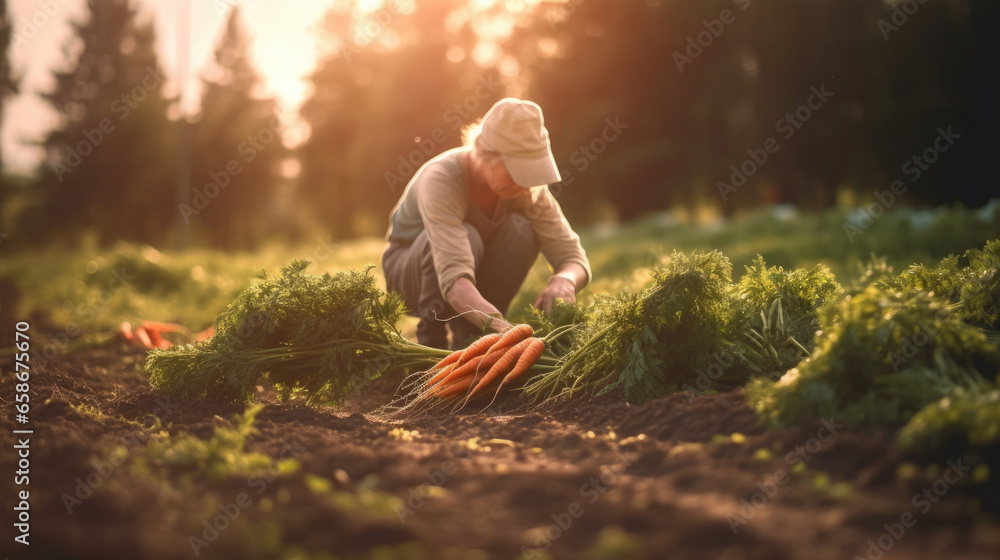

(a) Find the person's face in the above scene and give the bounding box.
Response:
[486,159,527,200]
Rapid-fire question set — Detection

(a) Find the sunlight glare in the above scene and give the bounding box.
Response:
[446,45,466,63]
[470,0,498,10]
[355,0,384,14]
[281,158,302,179]
[471,42,501,67]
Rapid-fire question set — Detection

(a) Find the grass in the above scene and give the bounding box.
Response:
[0,238,387,335]
[128,405,298,482]
[2,202,999,340]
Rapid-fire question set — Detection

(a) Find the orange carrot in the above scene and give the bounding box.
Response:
[467,338,532,399]
[492,324,533,353]
[145,327,171,349]
[429,349,463,373]
[485,337,546,407]
[133,327,154,350]
[432,376,475,398]
[500,337,545,387]
[193,325,215,342]
[423,363,456,389]
[140,321,186,333]
[455,332,501,368]
[118,321,134,342]
[439,345,510,386]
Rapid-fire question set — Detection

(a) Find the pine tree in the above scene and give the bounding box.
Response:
[29,0,175,246]
[187,6,286,249]
[298,0,481,240]
[0,0,18,236]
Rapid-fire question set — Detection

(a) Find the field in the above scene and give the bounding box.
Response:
[3,203,1000,560]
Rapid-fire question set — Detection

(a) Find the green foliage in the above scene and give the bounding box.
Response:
[147,260,443,404]
[0,239,388,334]
[748,286,1000,427]
[85,251,190,295]
[867,240,1000,328]
[731,257,842,378]
[309,473,403,520]
[899,386,1000,453]
[131,405,297,481]
[961,240,1000,328]
[521,300,590,357]
[213,260,403,350]
[585,526,641,560]
[874,255,966,302]
[526,250,735,403]
[511,205,1000,327]
[849,253,896,293]
[735,256,843,325]
[734,298,811,380]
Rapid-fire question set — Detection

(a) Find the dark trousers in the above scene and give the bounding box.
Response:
[383,214,539,350]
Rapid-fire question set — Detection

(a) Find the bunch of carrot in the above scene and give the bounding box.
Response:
[119,320,215,350]
[396,324,563,412]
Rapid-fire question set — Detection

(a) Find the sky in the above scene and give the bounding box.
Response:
[2,0,340,175]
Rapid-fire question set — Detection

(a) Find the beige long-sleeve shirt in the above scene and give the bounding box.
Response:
[385,148,592,297]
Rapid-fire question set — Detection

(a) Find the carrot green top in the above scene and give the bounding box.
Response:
[385,147,592,297]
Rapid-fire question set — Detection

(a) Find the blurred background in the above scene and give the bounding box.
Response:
[0,0,998,338]
[1,0,997,249]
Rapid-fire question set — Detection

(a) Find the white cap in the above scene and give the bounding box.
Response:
[477,98,561,189]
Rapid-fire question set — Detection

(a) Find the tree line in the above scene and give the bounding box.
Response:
[1,0,996,250]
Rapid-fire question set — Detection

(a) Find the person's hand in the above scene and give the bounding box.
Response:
[533,275,576,314]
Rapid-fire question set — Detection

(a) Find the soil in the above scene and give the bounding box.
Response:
[2,341,999,560]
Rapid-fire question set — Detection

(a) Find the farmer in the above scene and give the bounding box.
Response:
[382,98,591,350]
